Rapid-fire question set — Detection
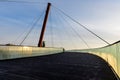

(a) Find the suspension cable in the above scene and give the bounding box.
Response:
[52,5,110,45]
[49,9,54,47]
[19,11,45,45]
[53,8,78,49]
[55,9,90,48]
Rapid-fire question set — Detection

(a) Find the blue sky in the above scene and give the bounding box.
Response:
[0,0,120,50]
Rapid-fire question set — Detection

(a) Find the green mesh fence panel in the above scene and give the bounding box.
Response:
[76,41,120,78]
[0,46,63,60]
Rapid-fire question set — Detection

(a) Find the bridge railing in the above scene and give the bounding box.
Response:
[0,46,63,60]
[76,41,120,78]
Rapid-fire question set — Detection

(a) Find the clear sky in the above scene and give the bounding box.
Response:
[0,0,120,50]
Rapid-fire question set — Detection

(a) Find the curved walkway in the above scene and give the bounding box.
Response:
[0,52,118,80]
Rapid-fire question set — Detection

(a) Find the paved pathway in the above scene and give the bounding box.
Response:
[0,52,118,80]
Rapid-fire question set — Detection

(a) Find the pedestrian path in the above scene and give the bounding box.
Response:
[0,52,118,80]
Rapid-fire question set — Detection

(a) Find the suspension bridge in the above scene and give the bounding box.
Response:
[0,2,120,80]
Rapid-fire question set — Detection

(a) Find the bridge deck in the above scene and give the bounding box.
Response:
[0,52,118,80]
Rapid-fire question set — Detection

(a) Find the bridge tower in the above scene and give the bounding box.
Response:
[38,3,51,47]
